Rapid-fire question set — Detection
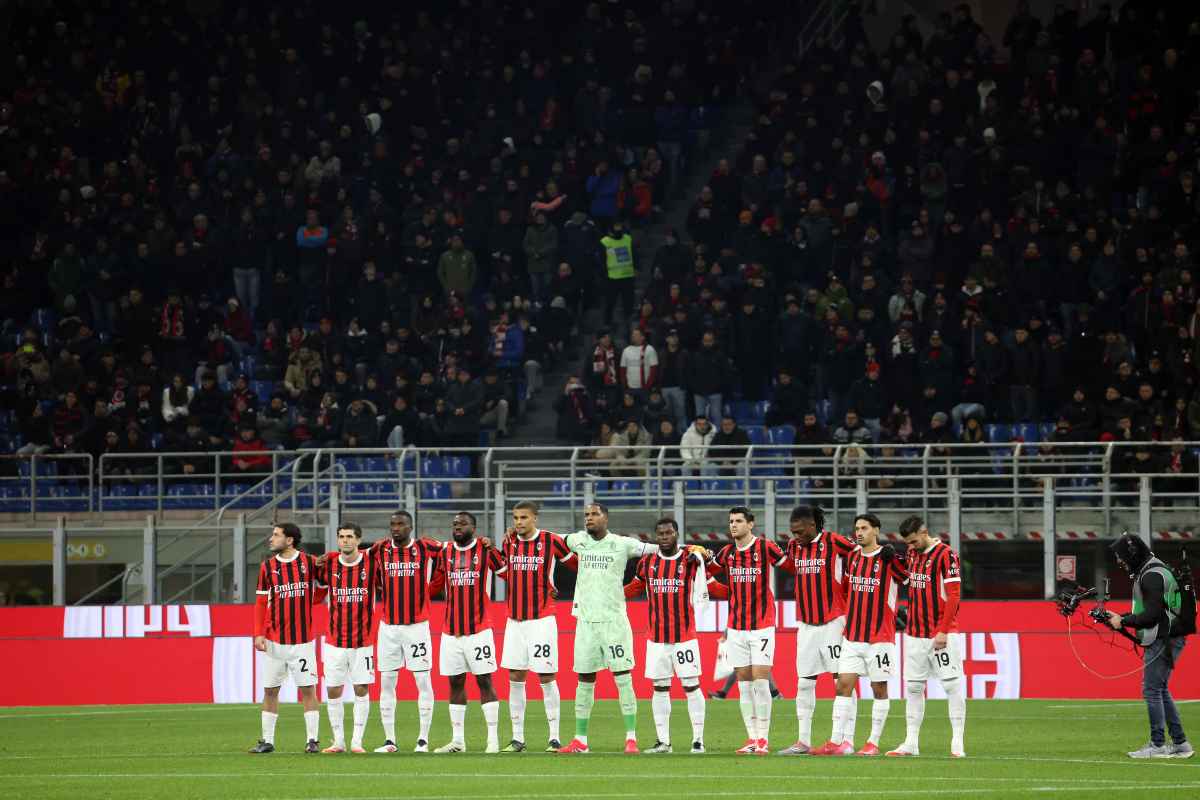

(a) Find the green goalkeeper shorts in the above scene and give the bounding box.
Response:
[574,617,636,674]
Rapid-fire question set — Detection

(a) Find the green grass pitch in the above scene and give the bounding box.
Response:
[1,699,1198,799]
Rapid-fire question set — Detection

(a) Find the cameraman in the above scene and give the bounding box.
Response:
[1104,534,1193,759]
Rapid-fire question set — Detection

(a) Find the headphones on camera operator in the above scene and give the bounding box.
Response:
[1109,533,1196,647]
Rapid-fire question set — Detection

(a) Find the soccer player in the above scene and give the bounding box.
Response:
[372,509,445,753]
[818,512,908,757]
[249,523,325,754]
[624,517,725,754]
[319,522,378,754]
[498,500,577,752]
[559,502,685,754]
[434,511,507,753]
[886,515,966,758]
[710,506,791,755]
[778,504,858,756]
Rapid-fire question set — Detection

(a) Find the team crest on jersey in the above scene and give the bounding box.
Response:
[537,541,543,553]
[361,568,367,581]
[473,554,479,566]
[753,550,759,562]
[873,561,880,574]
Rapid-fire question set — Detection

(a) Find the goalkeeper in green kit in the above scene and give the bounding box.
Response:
[557,503,708,754]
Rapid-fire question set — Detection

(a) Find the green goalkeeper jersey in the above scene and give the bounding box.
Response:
[566,530,657,622]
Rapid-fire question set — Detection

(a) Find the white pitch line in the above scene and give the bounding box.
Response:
[5,772,1192,786]
[0,706,235,719]
[256,787,1200,800]
[1048,701,1200,709]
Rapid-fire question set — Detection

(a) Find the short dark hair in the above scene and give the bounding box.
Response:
[276,522,302,547]
[729,506,755,523]
[854,512,882,529]
[790,504,825,530]
[391,509,413,524]
[655,517,679,532]
[586,502,610,517]
[455,510,477,526]
[513,500,540,514]
[898,515,924,536]
[337,522,363,539]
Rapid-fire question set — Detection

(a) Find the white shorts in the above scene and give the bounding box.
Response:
[904,634,963,683]
[501,616,559,673]
[377,621,433,673]
[322,643,375,688]
[263,639,318,689]
[837,639,896,683]
[726,626,776,668]
[439,629,498,676]
[795,616,846,677]
[645,639,703,681]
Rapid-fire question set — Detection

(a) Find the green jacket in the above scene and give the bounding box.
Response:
[437,248,478,295]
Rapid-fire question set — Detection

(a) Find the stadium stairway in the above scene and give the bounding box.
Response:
[500,95,759,491]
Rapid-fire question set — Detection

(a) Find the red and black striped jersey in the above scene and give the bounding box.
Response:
[373,537,443,626]
[256,551,322,645]
[501,530,575,621]
[323,550,379,649]
[439,539,507,636]
[843,548,908,644]
[714,537,789,631]
[787,531,856,626]
[628,550,713,643]
[904,542,962,639]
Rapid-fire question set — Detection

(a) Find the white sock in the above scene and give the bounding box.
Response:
[869,699,890,746]
[414,670,435,742]
[845,691,859,744]
[509,680,527,742]
[380,670,398,743]
[796,678,817,746]
[652,689,672,744]
[352,694,370,748]
[946,677,966,753]
[737,680,756,739]
[261,710,278,744]
[543,680,562,742]
[482,700,500,748]
[752,678,772,741]
[831,695,853,743]
[685,687,706,743]
[304,709,320,742]
[326,698,345,745]
[449,703,467,746]
[905,680,926,750]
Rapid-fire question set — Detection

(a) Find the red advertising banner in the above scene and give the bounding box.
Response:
[0,602,1189,706]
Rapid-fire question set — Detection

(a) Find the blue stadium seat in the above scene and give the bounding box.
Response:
[443,456,470,477]
[251,381,273,404]
[241,355,257,376]
[1014,423,1040,443]
[420,482,450,501]
[729,400,765,424]
[985,423,1012,443]
[421,457,442,477]
[0,485,29,513]
[164,484,216,510]
[551,480,571,495]
[364,457,389,474]
[1039,422,1056,441]
[768,425,796,445]
[745,425,768,446]
[101,484,137,511]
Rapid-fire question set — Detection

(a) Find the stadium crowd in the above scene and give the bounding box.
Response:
[559,0,1200,482]
[1,0,1199,483]
[0,0,748,471]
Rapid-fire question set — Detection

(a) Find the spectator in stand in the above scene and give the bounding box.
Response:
[611,418,653,477]
[710,414,751,476]
[680,414,716,478]
[555,376,594,445]
[847,364,887,441]
[620,327,658,404]
[478,370,511,439]
[340,398,380,449]
[161,373,194,431]
[231,424,271,475]
[657,329,690,431]
[688,330,730,423]
[523,211,559,302]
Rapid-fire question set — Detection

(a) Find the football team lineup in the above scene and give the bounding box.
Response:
[247,502,966,757]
